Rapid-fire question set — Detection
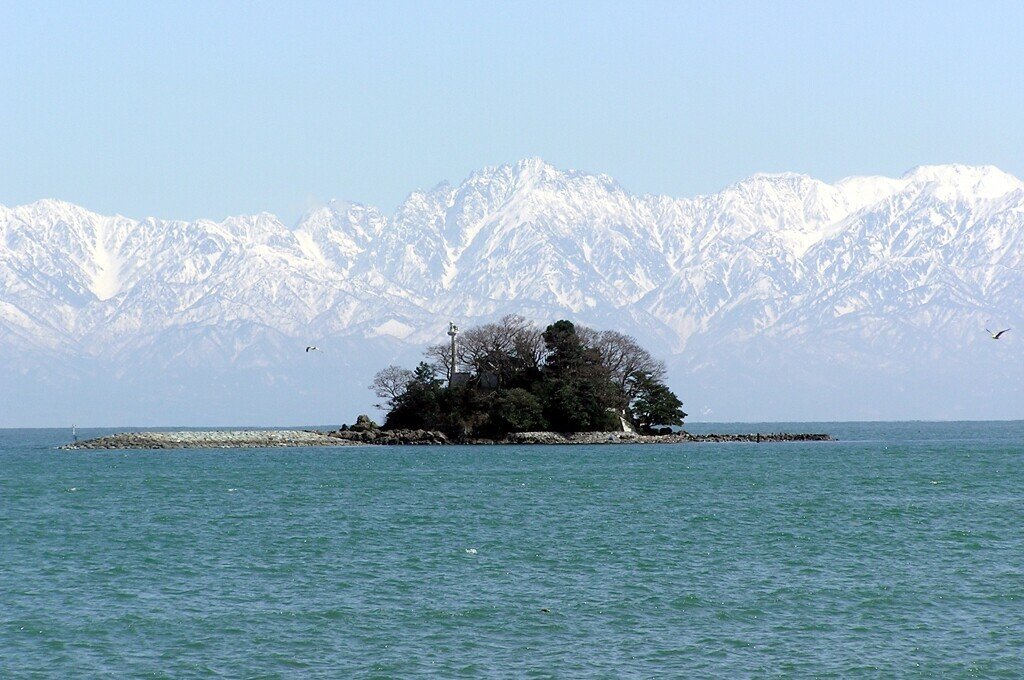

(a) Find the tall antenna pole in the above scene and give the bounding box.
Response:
[447,321,459,387]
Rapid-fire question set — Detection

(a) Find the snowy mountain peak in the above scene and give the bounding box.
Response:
[2,159,1023,424]
[12,198,100,230]
[901,164,1023,200]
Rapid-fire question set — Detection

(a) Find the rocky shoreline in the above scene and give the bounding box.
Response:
[62,428,834,450]
[327,429,834,445]
[503,431,834,444]
[61,430,354,450]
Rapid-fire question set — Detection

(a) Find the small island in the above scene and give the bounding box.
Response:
[64,317,833,450]
[370,316,689,439]
[63,427,833,449]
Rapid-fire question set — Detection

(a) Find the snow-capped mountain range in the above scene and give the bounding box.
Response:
[2,158,1022,426]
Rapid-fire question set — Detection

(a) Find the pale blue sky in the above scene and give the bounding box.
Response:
[1,1,1021,223]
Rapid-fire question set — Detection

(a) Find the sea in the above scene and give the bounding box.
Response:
[2,421,1022,678]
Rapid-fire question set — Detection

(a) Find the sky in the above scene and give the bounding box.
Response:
[1,0,1022,224]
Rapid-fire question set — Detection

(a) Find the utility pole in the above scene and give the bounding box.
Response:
[447,321,459,387]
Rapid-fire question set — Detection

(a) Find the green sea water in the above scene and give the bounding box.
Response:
[2,422,1023,677]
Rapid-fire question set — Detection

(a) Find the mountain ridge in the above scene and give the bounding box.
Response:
[2,159,1021,425]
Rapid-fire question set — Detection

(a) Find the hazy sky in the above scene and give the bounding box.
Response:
[1,1,1022,224]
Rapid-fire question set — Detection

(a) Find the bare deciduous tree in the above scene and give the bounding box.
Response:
[511,320,547,371]
[369,365,414,409]
[582,329,665,401]
[423,315,547,387]
[424,343,455,381]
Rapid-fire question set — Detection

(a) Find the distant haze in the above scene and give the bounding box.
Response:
[1,159,1021,426]
[1,2,1023,223]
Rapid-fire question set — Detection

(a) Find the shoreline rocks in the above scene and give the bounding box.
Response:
[326,428,451,445]
[63,428,834,450]
[61,430,356,450]
[498,431,835,444]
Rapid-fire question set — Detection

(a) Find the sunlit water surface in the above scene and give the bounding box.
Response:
[2,422,1023,677]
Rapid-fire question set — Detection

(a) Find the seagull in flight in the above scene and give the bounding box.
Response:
[305,345,320,352]
[985,328,1010,340]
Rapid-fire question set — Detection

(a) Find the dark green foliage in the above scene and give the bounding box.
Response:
[412,362,442,389]
[437,385,490,440]
[375,320,684,438]
[540,320,621,431]
[383,362,444,430]
[541,320,585,373]
[488,388,546,434]
[630,372,686,433]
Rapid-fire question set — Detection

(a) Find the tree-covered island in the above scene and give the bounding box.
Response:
[62,316,834,450]
[369,316,686,440]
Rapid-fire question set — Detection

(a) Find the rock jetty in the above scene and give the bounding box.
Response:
[326,428,452,445]
[64,428,833,450]
[62,430,356,450]
[501,431,834,444]
[326,429,833,445]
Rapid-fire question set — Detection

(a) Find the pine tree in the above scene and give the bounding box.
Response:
[630,372,686,432]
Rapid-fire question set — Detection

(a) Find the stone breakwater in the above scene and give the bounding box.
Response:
[63,429,833,449]
[62,430,356,450]
[501,431,835,444]
[328,429,834,446]
[327,430,834,445]
[326,429,452,445]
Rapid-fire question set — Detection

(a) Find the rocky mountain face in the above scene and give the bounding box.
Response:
[2,159,1022,426]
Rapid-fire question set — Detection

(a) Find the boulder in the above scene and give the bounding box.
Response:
[350,414,380,432]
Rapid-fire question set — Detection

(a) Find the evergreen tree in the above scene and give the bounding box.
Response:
[383,362,443,429]
[630,372,686,432]
[540,320,619,431]
[374,319,683,437]
[488,388,546,434]
[437,384,489,440]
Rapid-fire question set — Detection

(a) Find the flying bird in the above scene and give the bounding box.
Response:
[985,328,1010,340]
[305,345,320,352]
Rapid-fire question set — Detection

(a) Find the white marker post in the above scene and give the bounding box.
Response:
[447,321,459,387]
